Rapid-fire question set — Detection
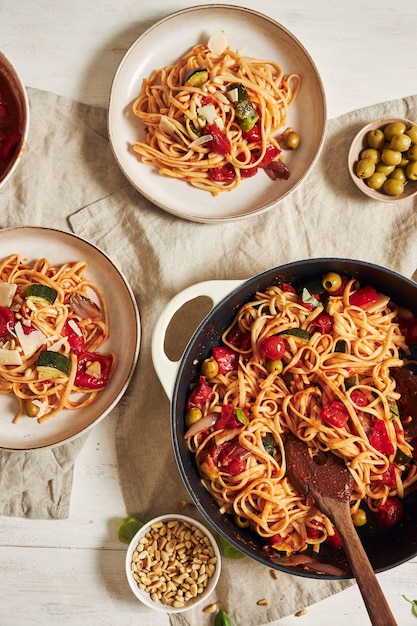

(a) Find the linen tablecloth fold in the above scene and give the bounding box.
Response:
[0,87,128,519]
[69,94,417,625]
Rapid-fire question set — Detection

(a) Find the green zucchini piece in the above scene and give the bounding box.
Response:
[278,328,310,342]
[394,445,412,465]
[227,83,259,132]
[183,68,209,87]
[25,284,58,306]
[36,350,71,380]
[345,375,359,389]
[335,339,347,353]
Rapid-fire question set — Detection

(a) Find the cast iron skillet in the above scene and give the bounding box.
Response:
[152,258,417,579]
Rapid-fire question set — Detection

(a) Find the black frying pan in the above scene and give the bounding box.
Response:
[152,258,417,579]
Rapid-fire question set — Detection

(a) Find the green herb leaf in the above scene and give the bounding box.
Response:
[234,408,249,426]
[388,397,399,420]
[118,516,144,544]
[302,288,322,309]
[216,533,246,559]
[215,608,232,626]
[402,595,417,617]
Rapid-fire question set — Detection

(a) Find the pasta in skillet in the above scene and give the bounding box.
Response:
[184,272,417,560]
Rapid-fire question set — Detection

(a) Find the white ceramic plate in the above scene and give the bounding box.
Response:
[108,4,326,223]
[0,227,140,451]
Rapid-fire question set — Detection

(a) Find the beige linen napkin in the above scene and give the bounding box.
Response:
[0,87,127,518]
[69,94,417,625]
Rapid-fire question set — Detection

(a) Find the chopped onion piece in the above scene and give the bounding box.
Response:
[184,414,217,440]
[0,347,23,366]
[0,282,17,307]
[69,293,100,319]
[189,134,213,149]
[207,30,228,56]
[159,115,178,139]
[227,87,239,103]
[197,103,218,124]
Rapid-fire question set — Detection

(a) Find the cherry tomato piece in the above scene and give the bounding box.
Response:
[374,496,404,528]
[320,400,349,428]
[260,335,286,360]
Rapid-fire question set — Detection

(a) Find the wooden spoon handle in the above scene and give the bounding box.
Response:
[332,505,398,626]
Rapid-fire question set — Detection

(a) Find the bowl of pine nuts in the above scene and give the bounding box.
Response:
[126,514,221,612]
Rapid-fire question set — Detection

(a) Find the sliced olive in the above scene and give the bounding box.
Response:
[322,272,342,293]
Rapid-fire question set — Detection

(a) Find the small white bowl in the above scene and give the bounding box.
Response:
[348,117,417,202]
[125,514,221,613]
[0,52,30,190]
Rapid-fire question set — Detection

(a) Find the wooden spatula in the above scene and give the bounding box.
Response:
[285,434,398,626]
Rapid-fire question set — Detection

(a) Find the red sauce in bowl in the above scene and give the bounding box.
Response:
[0,69,23,181]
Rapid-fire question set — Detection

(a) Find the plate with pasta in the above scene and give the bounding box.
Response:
[152,259,417,577]
[108,5,326,222]
[0,227,140,451]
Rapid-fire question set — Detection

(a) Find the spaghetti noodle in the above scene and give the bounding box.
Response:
[132,33,301,195]
[184,274,417,556]
[0,254,115,424]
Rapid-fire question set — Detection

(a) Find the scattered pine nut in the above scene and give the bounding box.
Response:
[295,608,307,617]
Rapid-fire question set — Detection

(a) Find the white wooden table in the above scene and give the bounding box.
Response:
[1,2,416,624]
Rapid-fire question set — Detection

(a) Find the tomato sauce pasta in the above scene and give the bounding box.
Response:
[0,254,115,424]
[132,34,301,195]
[184,273,417,557]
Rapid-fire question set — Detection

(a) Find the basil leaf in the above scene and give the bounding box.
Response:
[234,408,249,426]
[215,608,232,626]
[118,517,144,544]
[302,287,322,308]
[402,595,417,617]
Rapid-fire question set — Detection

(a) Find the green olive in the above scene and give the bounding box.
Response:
[384,122,406,142]
[266,359,283,374]
[406,144,417,161]
[406,161,417,181]
[375,162,395,176]
[201,357,219,379]
[25,400,40,418]
[405,124,417,144]
[352,508,367,527]
[366,171,386,190]
[390,133,412,152]
[367,129,385,149]
[284,131,300,150]
[234,514,250,528]
[389,167,407,183]
[360,148,380,164]
[355,158,375,179]
[322,271,342,292]
[381,148,402,166]
[185,407,202,427]
[383,178,404,196]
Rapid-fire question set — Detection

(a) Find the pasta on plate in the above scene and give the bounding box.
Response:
[183,272,417,561]
[132,32,301,195]
[0,254,115,424]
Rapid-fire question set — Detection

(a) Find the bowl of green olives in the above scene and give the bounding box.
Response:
[348,117,417,202]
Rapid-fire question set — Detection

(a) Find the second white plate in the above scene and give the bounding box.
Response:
[108,4,326,223]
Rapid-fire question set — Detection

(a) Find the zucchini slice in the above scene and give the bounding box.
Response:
[25,284,58,307]
[36,350,71,380]
[278,328,310,342]
[183,68,209,87]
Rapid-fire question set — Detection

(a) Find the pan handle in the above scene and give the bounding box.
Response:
[152,279,244,400]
